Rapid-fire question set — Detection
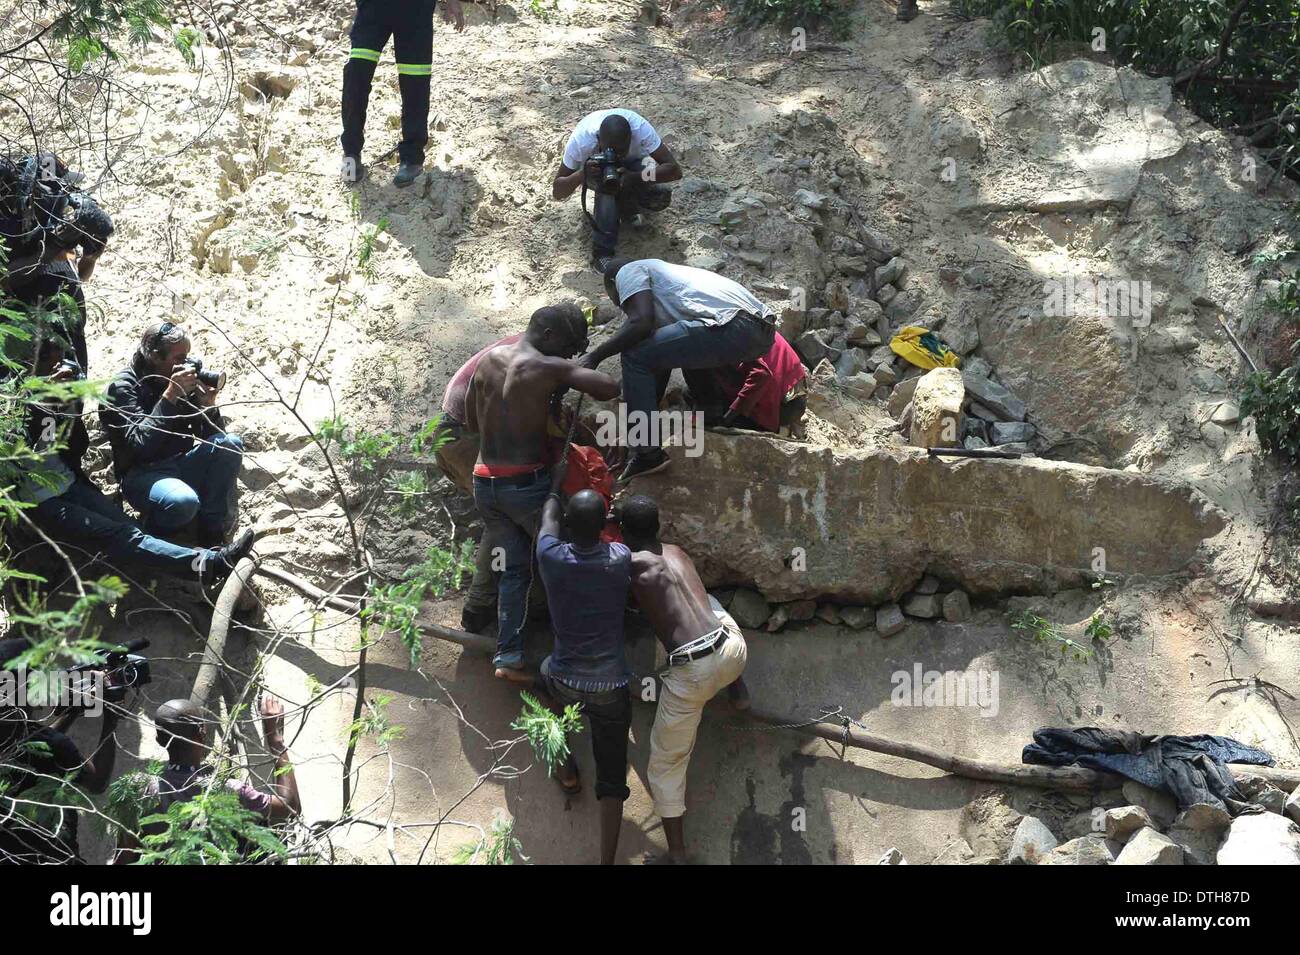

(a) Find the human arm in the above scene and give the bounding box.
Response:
[579,289,656,367]
[545,355,620,400]
[539,453,569,540]
[727,360,773,424]
[101,368,201,465]
[258,693,301,821]
[629,142,681,188]
[552,161,586,201]
[463,372,479,434]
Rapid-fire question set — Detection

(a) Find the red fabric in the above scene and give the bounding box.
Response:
[561,443,622,543]
[441,333,523,423]
[724,335,807,432]
[473,461,545,477]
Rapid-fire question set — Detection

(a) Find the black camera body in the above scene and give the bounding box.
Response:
[55,357,83,379]
[70,638,152,704]
[184,356,226,391]
[593,147,622,190]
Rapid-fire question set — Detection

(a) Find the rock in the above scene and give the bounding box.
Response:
[941,311,980,355]
[990,421,1036,445]
[876,847,908,865]
[764,604,790,632]
[914,574,940,594]
[629,430,1225,602]
[1104,806,1156,843]
[687,253,725,271]
[729,589,770,629]
[875,603,906,637]
[845,318,880,346]
[795,329,835,366]
[1216,812,1300,865]
[873,362,898,386]
[1039,834,1120,865]
[1217,688,1300,767]
[839,606,873,629]
[1062,808,1106,840]
[1144,326,1198,355]
[1122,781,1177,829]
[901,593,940,618]
[874,257,909,288]
[963,356,993,380]
[1167,804,1231,865]
[824,281,851,312]
[1006,816,1058,864]
[841,373,878,401]
[888,376,921,418]
[835,348,871,379]
[885,289,921,322]
[786,599,817,621]
[1286,786,1300,825]
[1115,828,1184,865]
[909,367,965,449]
[963,373,1027,422]
[1174,804,1232,831]
[1210,401,1240,426]
[942,589,972,622]
[792,188,828,210]
[717,200,749,227]
[964,436,989,450]
[877,284,897,305]
[815,603,841,625]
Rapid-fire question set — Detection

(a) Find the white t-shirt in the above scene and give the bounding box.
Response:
[614,259,775,327]
[561,109,662,170]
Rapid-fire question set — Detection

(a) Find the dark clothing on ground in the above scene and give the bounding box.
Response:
[1022,726,1274,813]
[535,531,631,692]
[341,0,436,166]
[537,658,632,802]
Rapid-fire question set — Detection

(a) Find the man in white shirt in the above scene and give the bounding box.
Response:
[552,109,681,268]
[580,258,777,481]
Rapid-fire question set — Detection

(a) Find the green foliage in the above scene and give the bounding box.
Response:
[1241,364,1300,464]
[511,692,582,777]
[364,540,476,666]
[730,0,851,35]
[136,788,288,864]
[1008,607,1109,661]
[348,694,405,749]
[44,0,172,70]
[957,0,1300,181]
[452,814,527,865]
[172,25,200,67]
[358,216,390,282]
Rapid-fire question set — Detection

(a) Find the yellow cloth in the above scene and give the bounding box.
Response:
[648,610,748,819]
[889,325,961,370]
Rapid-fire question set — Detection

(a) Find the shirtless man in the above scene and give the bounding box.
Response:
[618,493,750,863]
[464,303,620,675]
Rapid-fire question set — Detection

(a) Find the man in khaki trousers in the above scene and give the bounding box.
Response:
[620,494,749,864]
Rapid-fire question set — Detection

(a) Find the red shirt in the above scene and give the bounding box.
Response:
[717,335,807,432]
[440,333,523,424]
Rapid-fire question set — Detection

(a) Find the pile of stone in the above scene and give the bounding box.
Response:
[889,361,1037,453]
[1006,777,1300,866]
[716,574,973,636]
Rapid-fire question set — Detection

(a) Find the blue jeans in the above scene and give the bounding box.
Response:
[122,433,244,536]
[471,468,551,669]
[590,157,671,258]
[32,476,212,579]
[621,315,775,452]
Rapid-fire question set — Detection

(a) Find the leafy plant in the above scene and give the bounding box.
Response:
[511,692,582,777]
[451,814,527,865]
[1241,364,1300,465]
[729,0,852,35]
[1008,608,1106,661]
[136,789,288,864]
[348,694,405,749]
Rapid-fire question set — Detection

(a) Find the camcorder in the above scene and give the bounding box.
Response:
[69,638,152,704]
[183,356,226,391]
[0,153,92,257]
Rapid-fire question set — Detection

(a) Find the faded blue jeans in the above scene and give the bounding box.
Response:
[33,476,214,579]
[471,467,551,669]
[122,432,243,539]
[621,314,775,452]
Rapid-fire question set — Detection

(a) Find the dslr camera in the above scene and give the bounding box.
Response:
[591,147,622,191]
[70,638,152,704]
[183,356,226,392]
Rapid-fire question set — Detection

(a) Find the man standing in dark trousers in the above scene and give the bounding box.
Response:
[340,0,465,188]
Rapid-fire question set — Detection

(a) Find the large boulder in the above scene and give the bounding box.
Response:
[630,432,1225,602]
[1216,812,1300,865]
[909,367,965,449]
[1115,828,1184,865]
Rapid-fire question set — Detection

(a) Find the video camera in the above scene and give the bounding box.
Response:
[0,152,97,258]
[183,356,226,391]
[69,638,152,704]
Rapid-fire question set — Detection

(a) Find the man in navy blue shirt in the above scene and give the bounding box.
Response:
[533,457,632,865]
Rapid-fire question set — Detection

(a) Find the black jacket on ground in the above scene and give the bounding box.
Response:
[1022,726,1274,813]
[100,355,224,479]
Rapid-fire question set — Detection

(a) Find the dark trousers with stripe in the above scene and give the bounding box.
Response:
[341,0,435,166]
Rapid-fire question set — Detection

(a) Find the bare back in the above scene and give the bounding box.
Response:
[629,543,723,652]
[471,341,561,467]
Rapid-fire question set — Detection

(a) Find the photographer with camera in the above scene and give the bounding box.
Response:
[551,109,681,269]
[100,321,246,548]
[15,335,254,585]
[0,637,126,864]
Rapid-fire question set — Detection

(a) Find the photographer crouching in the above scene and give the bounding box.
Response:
[551,109,681,270]
[100,321,245,548]
[16,335,253,585]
